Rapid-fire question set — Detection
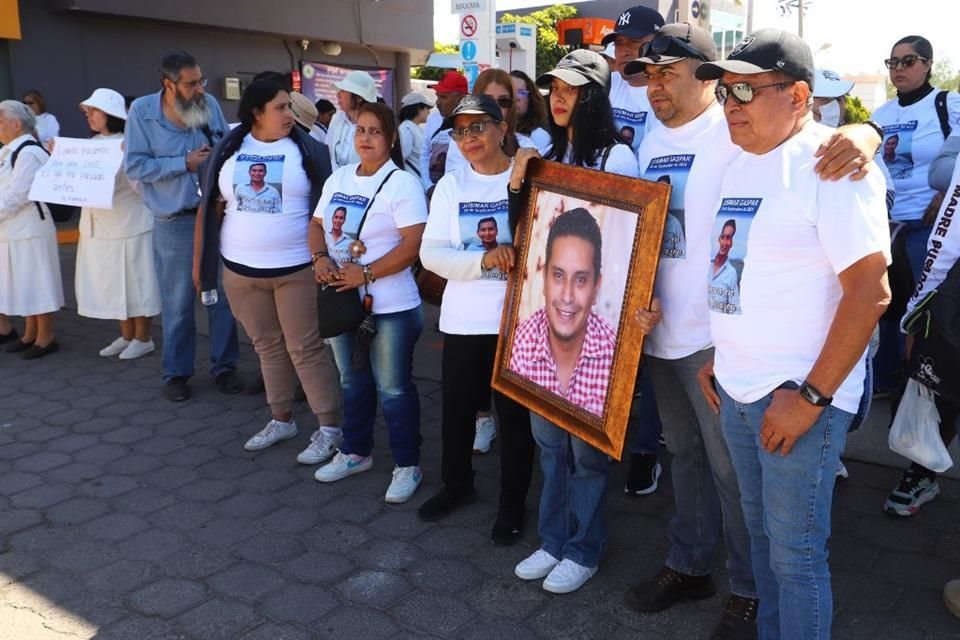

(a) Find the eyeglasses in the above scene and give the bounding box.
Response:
[884,54,929,70]
[515,89,530,98]
[714,81,794,105]
[492,96,513,109]
[177,77,208,89]
[641,29,706,62]
[450,119,497,141]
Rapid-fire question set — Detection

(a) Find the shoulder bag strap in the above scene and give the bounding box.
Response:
[599,143,616,172]
[935,91,952,140]
[11,139,48,220]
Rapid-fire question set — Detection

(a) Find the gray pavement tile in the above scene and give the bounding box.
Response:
[0,508,43,536]
[196,455,259,480]
[389,591,477,635]
[16,567,90,603]
[832,570,903,614]
[301,520,372,553]
[127,409,184,427]
[72,417,125,435]
[78,474,140,498]
[11,450,72,473]
[933,530,960,563]
[278,550,356,585]
[159,418,215,438]
[108,485,177,514]
[458,619,545,640]
[9,482,79,509]
[319,493,390,525]
[148,501,219,531]
[175,598,264,640]
[133,435,187,456]
[176,478,237,503]
[366,508,437,540]
[0,550,43,586]
[189,517,259,548]
[159,545,235,580]
[415,524,490,559]
[70,395,118,412]
[233,532,307,563]
[893,587,960,636]
[254,505,323,534]
[85,558,160,595]
[127,577,210,618]
[258,583,338,624]
[74,442,130,465]
[532,597,630,640]
[406,557,484,594]
[236,468,299,493]
[98,400,149,418]
[101,425,154,444]
[470,577,552,620]
[116,528,191,563]
[45,461,106,484]
[315,605,399,640]
[8,524,83,552]
[832,612,932,640]
[334,569,412,608]
[207,563,287,602]
[353,538,423,572]
[107,452,164,475]
[237,622,316,640]
[45,432,99,453]
[850,512,932,552]
[16,423,71,441]
[216,491,282,519]
[44,495,110,524]
[164,445,223,468]
[0,469,43,494]
[44,539,123,573]
[0,441,41,461]
[141,465,202,491]
[872,549,958,589]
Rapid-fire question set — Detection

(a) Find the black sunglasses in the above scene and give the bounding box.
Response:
[714,81,794,105]
[884,54,929,70]
[493,96,513,109]
[641,29,706,62]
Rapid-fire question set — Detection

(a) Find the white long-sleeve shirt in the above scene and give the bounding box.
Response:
[0,134,53,240]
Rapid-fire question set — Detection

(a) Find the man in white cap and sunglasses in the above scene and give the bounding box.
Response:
[691,29,890,639]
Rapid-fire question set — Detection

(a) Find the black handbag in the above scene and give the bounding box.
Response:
[315,169,399,338]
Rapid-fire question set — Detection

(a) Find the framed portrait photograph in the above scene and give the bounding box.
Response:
[492,159,669,459]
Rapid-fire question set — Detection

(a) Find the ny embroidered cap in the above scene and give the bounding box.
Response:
[601,5,665,46]
[334,70,378,103]
[625,22,717,74]
[289,91,318,129]
[79,88,127,120]
[441,94,504,131]
[813,68,854,99]
[536,49,610,90]
[695,28,815,88]
[400,91,436,109]
[430,70,468,95]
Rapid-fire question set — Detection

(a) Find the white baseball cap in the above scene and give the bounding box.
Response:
[79,88,127,120]
[335,70,378,103]
[400,91,435,109]
[813,68,854,99]
[602,42,616,61]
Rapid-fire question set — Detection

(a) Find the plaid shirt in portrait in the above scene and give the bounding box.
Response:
[509,308,616,417]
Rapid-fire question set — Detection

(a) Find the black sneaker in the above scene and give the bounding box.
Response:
[710,595,758,640]
[215,370,243,395]
[625,453,662,496]
[624,566,717,613]
[0,328,18,345]
[163,377,191,402]
[491,505,525,546]
[883,464,940,517]
[417,485,477,521]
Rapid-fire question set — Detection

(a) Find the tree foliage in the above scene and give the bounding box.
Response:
[843,95,870,124]
[412,42,460,81]
[500,4,578,78]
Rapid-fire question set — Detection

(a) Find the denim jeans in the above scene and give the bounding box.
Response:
[645,349,756,598]
[329,305,423,467]
[152,214,238,382]
[719,384,852,640]
[530,412,610,568]
[628,371,663,455]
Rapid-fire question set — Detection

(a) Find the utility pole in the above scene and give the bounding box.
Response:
[797,0,803,37]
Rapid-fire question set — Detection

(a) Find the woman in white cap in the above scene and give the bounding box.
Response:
[0,99,64,359]
[75,88,161,360]
[398,91,434,179]
[327,70,379,170]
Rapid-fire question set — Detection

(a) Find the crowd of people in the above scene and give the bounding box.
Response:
[1,4,959,637]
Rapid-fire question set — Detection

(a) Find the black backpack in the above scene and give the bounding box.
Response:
[10,139,78,223]
[905,258,960,406]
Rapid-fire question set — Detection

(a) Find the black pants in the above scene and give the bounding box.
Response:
[441,333,534,512]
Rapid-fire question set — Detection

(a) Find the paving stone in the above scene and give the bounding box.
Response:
[176,598,264,640]
[208,563,287,602]
[128,409,182,427]
[148,501,218,531]
[531,597,623,640]
[176,478,237,502]
[406,557,485,594]
[109,485,177,514]
[459,619,542,640]
[278,551,356,584]
[74,442,130,464]
[44,539,123,573]
[165,445,223,468]
[319,493,384,524]
[44,461,106,484]
[189,427,241,449]
[99,401,148,418]
[0,441,41,461]
[217,492,282,519]
[366,508,437,540]
[236,468,299,493]
[471,577,552,620]
[301,521,372,553]
[0,469,43,494]
[9,481,74,508]
[415,524,490,558]
[873,550,957,589]
[353,538,422,571]
[8,525,82,552]
[78,474,140,498]
[334,569,412,608]
[101,425,154,444]
[72,417,125,435]
[46,496,111,524]
[116,528,191,563]
[189,517,259,548]
[389,591,476,635]
[85,559,160,595]
[133,435,187,456]
[160,545,235,580]
[233,533,306,563]
[142,465,202,490]
[107,452,164,475]
[11,450,72,473]
[16,424,70,441]
[0,509,43,536]
[127,578,210,618]
[0,550,43,586]
[258,584,338,624]
[315,605,399,640]
[255,506,323,534]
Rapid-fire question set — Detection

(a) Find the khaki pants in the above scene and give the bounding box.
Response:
[223,265,340,425]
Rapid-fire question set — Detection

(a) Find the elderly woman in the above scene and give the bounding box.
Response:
[193,78,342,466]
[75,88,161,360]
[309,102,428,504]
[21,90,59,148]
[326,71,379,171]
[0,100,64,358]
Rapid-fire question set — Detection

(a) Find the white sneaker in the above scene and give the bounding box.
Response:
[296,427,342,465]
[99,337,130,357]
[515,549,560,580]
[542,558,597,594]
[473,415,497,454]
[314,451,372,483]
[118,339,155,360]
[244,419,298,451]
[385,465,422,503]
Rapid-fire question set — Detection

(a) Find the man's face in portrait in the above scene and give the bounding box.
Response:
[544,234,601,347]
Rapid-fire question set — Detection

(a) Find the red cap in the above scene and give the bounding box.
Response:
[430,71,468,95]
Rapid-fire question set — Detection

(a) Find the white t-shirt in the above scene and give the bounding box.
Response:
[327,111,360,170]
[637,104,742,359]
[399,119,424,180]
[313,160,428,314]
[444,131,537,176]
[557,142,639,177]
[872,90,960,222]
[609,73,656,153]
[219,134,312,269]
[708,121,891,414]
[309,124,327,145]
[528,126,552,154]
[422,162,513,334]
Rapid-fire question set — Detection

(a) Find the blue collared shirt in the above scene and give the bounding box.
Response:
[124,91,228,217]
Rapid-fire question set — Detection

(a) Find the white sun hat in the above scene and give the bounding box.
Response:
[80,88,127,120]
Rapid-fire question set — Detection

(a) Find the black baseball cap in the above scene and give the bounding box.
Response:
[601,5,665,46]
[536,49,610,90]
[624,22,718,75]
[441,95,503,131]
[695,28,814,88]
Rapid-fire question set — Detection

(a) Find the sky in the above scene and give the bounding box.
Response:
[433,0,960,77]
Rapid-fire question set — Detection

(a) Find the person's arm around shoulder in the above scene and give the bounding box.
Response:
[124,100,189,182]
[814,121,882,181]
[603,144,640,178]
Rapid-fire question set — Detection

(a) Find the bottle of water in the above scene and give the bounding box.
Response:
[201,289,218,306]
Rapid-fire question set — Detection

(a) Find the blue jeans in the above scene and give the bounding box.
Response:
[628,371,663,455]
[645,349,756,598]
[530,413,610,568]
[152,214,238,382]
[329,305,423,467]
[719,384,852,640]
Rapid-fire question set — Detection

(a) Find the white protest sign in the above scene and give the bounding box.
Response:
[29,137,124,210]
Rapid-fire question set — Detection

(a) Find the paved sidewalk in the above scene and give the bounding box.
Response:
[1,255,959,638]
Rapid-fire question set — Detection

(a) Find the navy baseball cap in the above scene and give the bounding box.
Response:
[601,5,665,46]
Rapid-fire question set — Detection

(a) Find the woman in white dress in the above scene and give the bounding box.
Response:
[21,90,59,149]
[74,88,161,359]
[0,100,64,359]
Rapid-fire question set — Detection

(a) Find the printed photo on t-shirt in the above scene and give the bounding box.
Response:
[613,108,647,152]
[458,199,512,281]
[233,154,283,214]
[322,192,370,265]
[881,122,916,180]
[644,154,693,259]
[428,131,450,185]
[708,198,761,315]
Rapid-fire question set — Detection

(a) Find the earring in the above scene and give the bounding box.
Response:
[500,137,505,146]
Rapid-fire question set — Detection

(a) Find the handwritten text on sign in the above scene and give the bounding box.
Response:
[29,137,124,209]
